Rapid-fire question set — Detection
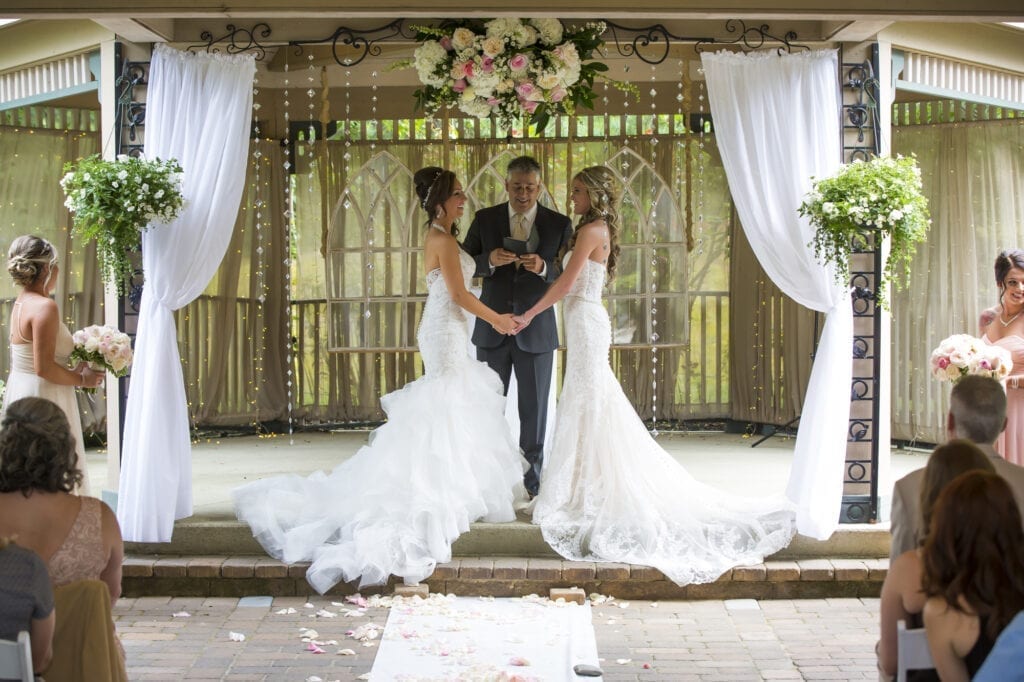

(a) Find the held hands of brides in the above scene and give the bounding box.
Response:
[74,362,104,389]
[491,313,521,336]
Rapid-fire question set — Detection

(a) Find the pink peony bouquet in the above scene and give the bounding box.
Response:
[70,325,133,390]
[930,333,1012,383]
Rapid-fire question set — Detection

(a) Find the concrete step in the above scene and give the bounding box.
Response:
[121,554,888,600]
[126,519,891,560]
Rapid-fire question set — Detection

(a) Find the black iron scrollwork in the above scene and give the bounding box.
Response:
[290,20,416,67]
[187,23,272,61]
[115,61,147,157]
[604,19,808,64]
[851,378,872,400]
[848,419,871,441]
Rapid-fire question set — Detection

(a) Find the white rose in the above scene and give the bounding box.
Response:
[481,36,504,58]
[538,72,560,90]
[530,18,564,45]
[413,41,448,87]
[451,27,476,51]
[458,98,493,119]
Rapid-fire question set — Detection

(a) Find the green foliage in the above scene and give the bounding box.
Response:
[798,155,930,310]
[399,19,637,133]
[60,154,184,293]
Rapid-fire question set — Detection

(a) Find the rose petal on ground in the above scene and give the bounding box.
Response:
[304,602,315,609]
[307,643,325,654]
[276,607,299,615]
[316,609,337,618]
[616,658,631,664]
[346,594,369,608]
[229,631,246,642]
[172,611,190,618]
[337,649,356,656]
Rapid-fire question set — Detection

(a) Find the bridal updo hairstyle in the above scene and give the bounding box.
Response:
[7,235,58,288]
[568,165,622,280]
[0,397,82,495]
[414,166,459,236]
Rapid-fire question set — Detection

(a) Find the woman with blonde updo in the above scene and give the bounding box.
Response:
[516,166,797,586]
[4,236,103,494]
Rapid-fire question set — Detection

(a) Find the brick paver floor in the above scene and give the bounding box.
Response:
[114,595,880,681]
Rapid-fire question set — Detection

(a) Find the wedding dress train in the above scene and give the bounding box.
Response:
[234,251,524,592]
[533,258,797,585]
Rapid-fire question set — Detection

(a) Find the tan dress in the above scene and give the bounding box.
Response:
[44,497,127,682]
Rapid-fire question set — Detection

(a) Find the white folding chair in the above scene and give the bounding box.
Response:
[897,619,935,682]
[0,631,34,682]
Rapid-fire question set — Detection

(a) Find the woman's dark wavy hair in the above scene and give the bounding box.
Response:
[0,397,81,495]
[917,439,994,546]
[413,166,459,237]
[922,470,1024,641]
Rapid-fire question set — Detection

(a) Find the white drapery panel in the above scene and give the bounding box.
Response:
[118,44,255,542]
[701,49,851,539]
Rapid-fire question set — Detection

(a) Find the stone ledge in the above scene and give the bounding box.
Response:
[122,554,888,600]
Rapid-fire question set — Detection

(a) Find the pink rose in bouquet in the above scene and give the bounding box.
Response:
[930,333,1012,383]
[70,324,133,392]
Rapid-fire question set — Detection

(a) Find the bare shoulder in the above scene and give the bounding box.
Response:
[98,500,123,535]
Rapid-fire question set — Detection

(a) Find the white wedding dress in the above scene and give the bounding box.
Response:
[533,257,797,585]
[233,250,524,592]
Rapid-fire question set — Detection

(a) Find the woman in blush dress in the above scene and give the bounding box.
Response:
[979,249,1024,465]
[3,236,104,494]
[514,166,796,586]
[234,167,525,592]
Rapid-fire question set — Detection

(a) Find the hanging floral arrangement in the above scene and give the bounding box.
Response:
[61,153,184,294]
[396,18,634,131]
[799,155,931,310]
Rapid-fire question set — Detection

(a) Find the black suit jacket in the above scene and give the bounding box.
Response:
[462,202,573,353]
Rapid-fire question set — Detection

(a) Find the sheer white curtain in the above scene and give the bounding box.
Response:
[118,44,255,542]
[892,121,1024,443]
[701,49,850,539]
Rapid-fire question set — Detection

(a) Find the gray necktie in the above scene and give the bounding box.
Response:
[512,213,529,241]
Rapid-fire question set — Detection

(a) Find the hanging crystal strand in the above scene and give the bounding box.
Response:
[363,71,376,323]
[602,78,610,159]
[341,69,355,426]
[252,68,267,435]
[648,63,659,437]
[697,77,706,257]
[283,59,295,444]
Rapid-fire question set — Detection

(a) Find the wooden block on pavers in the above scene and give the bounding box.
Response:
[254,558,289,578]
[458,559,494,579]
[152,557,190,578]
[187,557,224,578]
[122,556,155,578]
[492,559,528,580]
[731,565,765,581]
[394,583,429,598]
[594,563,630,581]
[629,565,664,581]
[526,558,562,581]
[221,557,258,578]
[830,559,869,581]
[796,559,835,581]
[764,561,800,582]
[288,563,309,579]
[549,587,586,605]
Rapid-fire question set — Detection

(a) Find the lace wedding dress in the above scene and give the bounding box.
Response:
[533,257,797,585]
[234,250,524,592]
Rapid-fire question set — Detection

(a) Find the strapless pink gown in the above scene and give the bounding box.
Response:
[984,333,1024,466]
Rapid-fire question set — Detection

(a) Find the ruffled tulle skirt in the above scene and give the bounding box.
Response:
[233,360,525,592]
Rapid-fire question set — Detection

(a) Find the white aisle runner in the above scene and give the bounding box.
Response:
[369,595,600,681]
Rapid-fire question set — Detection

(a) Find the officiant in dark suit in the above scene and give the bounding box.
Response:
[462,156,573,497]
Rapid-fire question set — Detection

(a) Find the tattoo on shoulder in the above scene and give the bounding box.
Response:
[981,309,997,326]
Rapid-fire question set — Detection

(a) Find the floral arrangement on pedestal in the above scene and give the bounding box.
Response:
[798,155,930,310]
[61,154,184,294]
[930,334,1012,384]
[71,324,134,393]
[398,18,632,131]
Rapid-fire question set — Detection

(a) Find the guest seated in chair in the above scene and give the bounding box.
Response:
[0,536,54,674]
[877,440,994,681]
[0,397,126,681]
[922,470,1024,681]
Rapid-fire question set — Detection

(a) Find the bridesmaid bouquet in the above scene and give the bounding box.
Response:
[930,333,1012,383]
[70,325,134,392]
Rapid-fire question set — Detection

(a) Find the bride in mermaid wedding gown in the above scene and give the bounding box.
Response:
[233,168,524,592]
[516,167,797,586]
